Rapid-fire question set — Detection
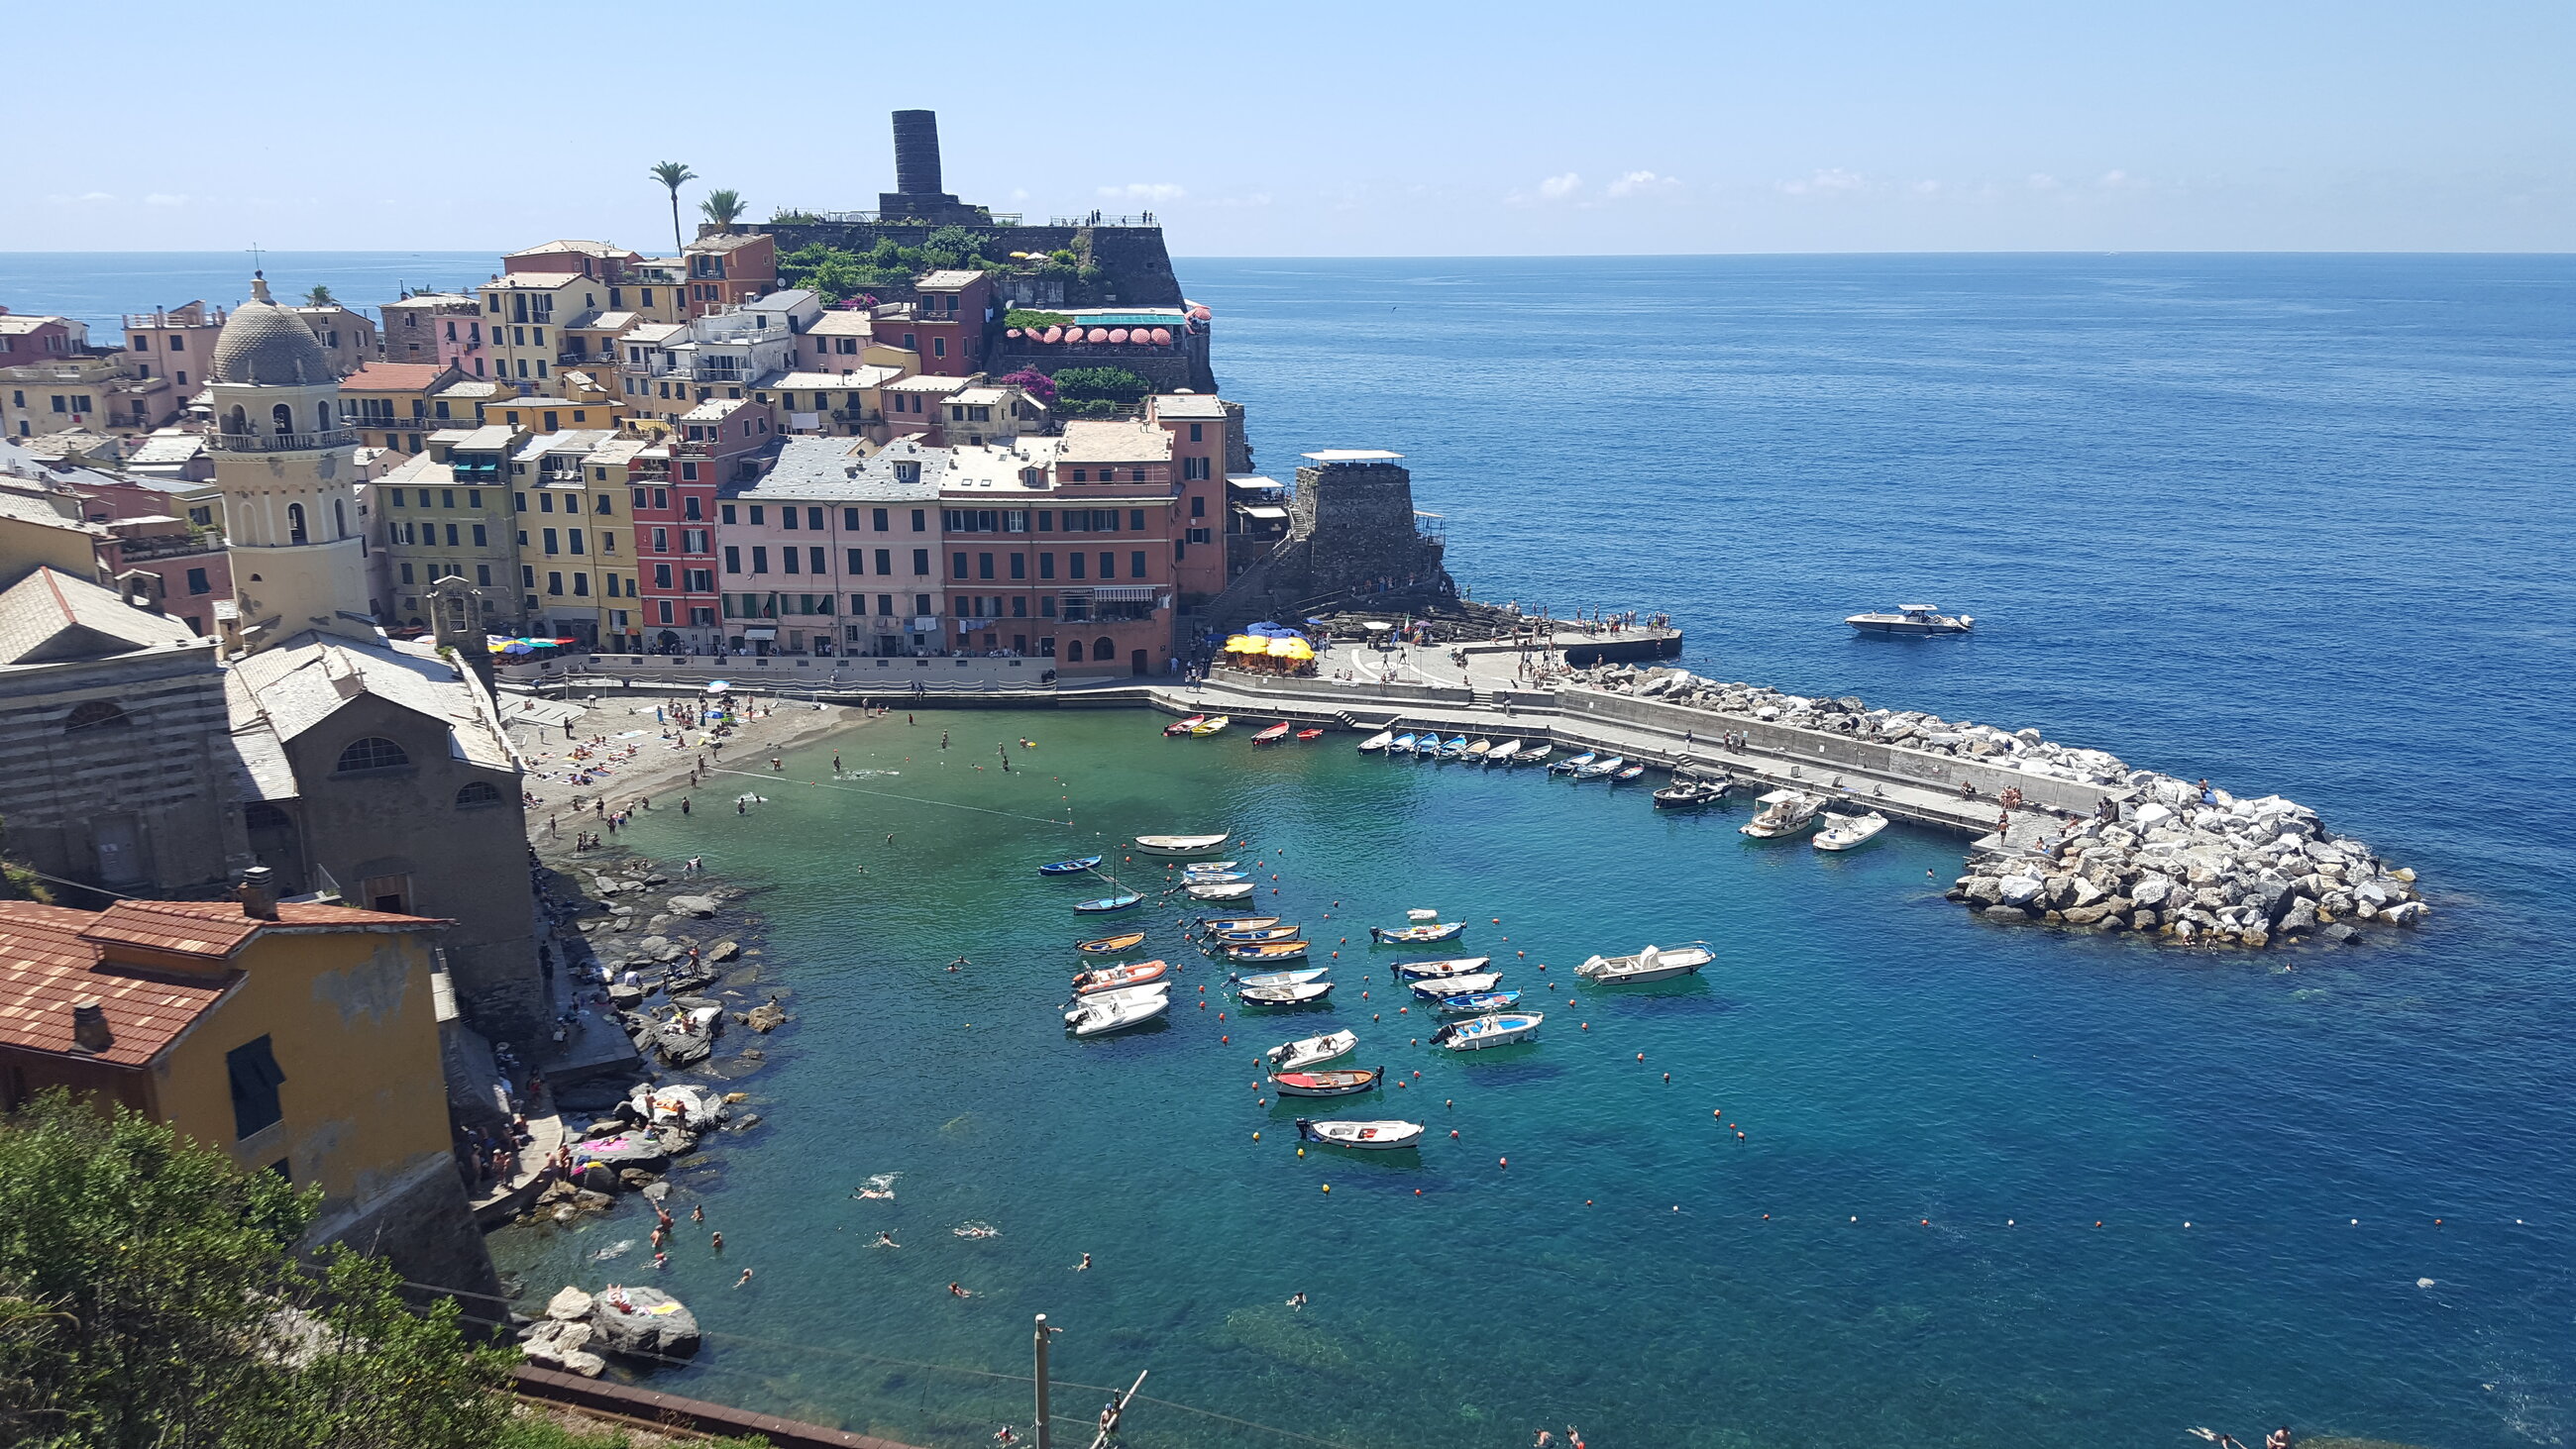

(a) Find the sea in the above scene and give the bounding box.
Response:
[7,251,2571,1447]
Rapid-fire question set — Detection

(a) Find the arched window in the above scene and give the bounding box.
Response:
[287,502,308,544]
[270,402,294,436]
[334,736,409,773]
[1094,636,1115,664]
[64,700,130,733]
[224,404,249,436]
[333,499,347,538]
[1065,639,1084,663]
[316,401,333,432]
[454,780,502,808]
[243,800,293,831]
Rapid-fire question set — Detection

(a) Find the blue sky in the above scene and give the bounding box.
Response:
[7,0,2567,254]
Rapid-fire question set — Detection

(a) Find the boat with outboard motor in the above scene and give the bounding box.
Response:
[1847,603,1973,636]
[1740,789,1826,839]
[1387,955,1492,981]
[1136,833,1233,855]
[1464,738,1492,762]
[1575,943,1713,983]
[1066,990,1169,1037]
[1814,811,1890,852]
[1612,764,1647,783]
[1388,732,1420,757]
[1653,775,1731,809]
[1516,744,1554,767]
[1432,988,1521,1014]
[1408,971,1502,998]
[1294,1117,1423,1150]
[1575,755,1626,779]
[1485,740,1522,767]
[1238,980,1334,1006]
[1233,966,1330,990]
[1267,1029,1357,1072]
[1433,1011,1545,1051]
[1270,1067,1382,1098]
[1037,855,1104,876]
[1071,960,1169,994]
[1207,923,1301,944]
[1370,920,1464,944]
[1433,734,1467,761]
[1295,728,1325,742]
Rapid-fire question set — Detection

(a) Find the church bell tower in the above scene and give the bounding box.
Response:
[207,273,376,652]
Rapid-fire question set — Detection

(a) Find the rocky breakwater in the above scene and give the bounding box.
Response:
[1577,665,2429,948]
[520,1285,700,1377]
[1951,784,2429,947]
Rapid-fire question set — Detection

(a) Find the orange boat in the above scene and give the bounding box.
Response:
[1076,931,1147,955]
[1071,959,1170,994]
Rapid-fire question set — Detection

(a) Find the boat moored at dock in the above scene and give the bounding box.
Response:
[1814,811,1891,852]
[1357,729,1396,753]
[1740,789,1826,839]
[1163,714,1206,736]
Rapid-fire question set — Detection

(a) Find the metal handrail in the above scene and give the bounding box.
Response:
[208,429,357,454]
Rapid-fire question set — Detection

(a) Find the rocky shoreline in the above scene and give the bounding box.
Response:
[1582,665,2430,948]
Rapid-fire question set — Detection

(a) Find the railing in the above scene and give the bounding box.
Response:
[1047,214,1160,227]
[208,428,358,454]
[773,209,1021,227]
[114,533,224,561]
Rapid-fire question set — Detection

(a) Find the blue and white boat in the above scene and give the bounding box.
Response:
[1515,744,1554,767]
[1037,855,1104,876]
[1233,966,1330,990]
[1073,891,1144,914]
[1387,956,1492,981]
[1388,733,1420,757]
[1357,730,1396,753]
[1433,988,1521,1014]
[1549,751,1597,776]
[1574,755,1626,780]
[1208,923,1301,944]
[1437,735,1469,760]
[1180,870,1249,884]
[1432,1011,1545,1051]
[1408,971,1502,998]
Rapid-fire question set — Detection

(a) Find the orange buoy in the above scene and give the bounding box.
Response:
[1398,1005,1407,1013]
[1450,1129,1459,1138]
[1415,1189,1423,1195]
[1498,1157,1508,1168]
[1252,1132,1260,1140]
[1322,1184,1330,1192]
[1636,1053,1644,1062]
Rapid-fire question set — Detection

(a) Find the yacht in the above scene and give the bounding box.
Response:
[1846,604,1973,636]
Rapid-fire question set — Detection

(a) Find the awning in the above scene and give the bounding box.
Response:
[1093,585,1158,602]
[1240,505,1288,520]
[743,627,777,640]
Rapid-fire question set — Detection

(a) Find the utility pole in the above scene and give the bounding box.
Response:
[1033,1313,1053,1449]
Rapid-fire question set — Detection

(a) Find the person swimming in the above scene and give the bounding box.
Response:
[875,1231,899,1249]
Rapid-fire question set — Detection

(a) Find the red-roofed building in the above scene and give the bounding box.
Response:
[0,882,498,1301]
[338,361,468,454]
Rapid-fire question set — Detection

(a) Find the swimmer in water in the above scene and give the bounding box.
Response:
[949,1282,972,1298]
[1076,1253,1091,1271]
[735,1268,754,1288]
[875,1232,899,1249]
[691,1204,703,1222]
[947,956,969,972]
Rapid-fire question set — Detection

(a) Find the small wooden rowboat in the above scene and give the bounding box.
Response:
[1270,1067,1381,1098]
[1209,923,1300,944]
[1485,740,1522,767]
[1295,728,1325,741]
[1238,980,1333,1006]
[1179,870,1249,884]
[1432,1011,1544,1050]
[1037,855,1103,876]
[1408,971,1502,999]
[1516,744,1554,766]
[1294,1117,1424,1150]
[1388,956,1492,981]
[1549,751,1596,776]
[1267,1029,1357,1071]
[1252,721,1293,745]
[1163,714,1206,737]
[1195,915,1280,936]
[1223,940,1311,964]
[1234,966,1329,990]
[1075,931,1147,955]
[1137,833,1233,855]
[1189,715,1233,737]
[1356,729,1395,753]
[1072,960,1168,994]
[1074,891,1144,914]
[1186,882,1256,902]
[1370,922,1464,944]
[1611,764,1647,783]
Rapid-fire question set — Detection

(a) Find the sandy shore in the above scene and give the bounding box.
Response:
[507,689,871,866]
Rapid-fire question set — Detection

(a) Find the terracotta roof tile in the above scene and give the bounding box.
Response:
[0,901,236,1066]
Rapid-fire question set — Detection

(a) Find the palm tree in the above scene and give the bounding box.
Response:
[303,284,336,307]
[698,189,746,233]
[649,161,698,251]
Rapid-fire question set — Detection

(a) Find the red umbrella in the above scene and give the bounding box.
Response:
[1087,328,1110,343]
[1041,327,1062,344]
[1150,327,1172,345]
[1108,328,1129,344]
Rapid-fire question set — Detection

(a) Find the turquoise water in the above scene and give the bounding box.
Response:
[494,709,2566,1449]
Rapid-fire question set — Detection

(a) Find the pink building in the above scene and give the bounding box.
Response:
[380,293,490,378]
[717,436,945,658]
[1148,391,1229,605]
[631,397,769,653]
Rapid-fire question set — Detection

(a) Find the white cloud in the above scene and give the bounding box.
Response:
[1778,168,1865,197]
[144,192,188,207]
[1540,171,1583,200]
[1098,182,1185,204]
[2095,169,2149,190]
[1605,170,1680,199]
[48,191,117,205]
[2027,172,2063,191]
[1911,179,1943,196]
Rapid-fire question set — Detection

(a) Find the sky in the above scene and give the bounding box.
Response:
[6,0,2569,256]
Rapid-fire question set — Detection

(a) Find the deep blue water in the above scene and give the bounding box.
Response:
[11,250,2569,1445]
[0,251,493,328]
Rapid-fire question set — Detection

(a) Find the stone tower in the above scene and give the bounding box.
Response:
[208,274,376,652]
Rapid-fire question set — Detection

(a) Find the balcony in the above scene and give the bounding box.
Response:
[208,428,358,454]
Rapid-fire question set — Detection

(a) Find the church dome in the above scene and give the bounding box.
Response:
[211,275,334,386]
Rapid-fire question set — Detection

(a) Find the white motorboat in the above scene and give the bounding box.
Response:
[1065,982,1171,1015]
[1180,860,1239,873]
[1574,755,1626,780]
[1187,882,1256,902]
[1432,1011,1544,1051]
[1356,729,1395,753]
[1267,1029,1359,1072]
[1239,980,1333,1006]
[1136,832,1233,855]
[1516,744,1554,767]
[1407,971,1502,998]
[1575,943,1713,983]
[1294,1118,1424,1151]
[1234,966,1330,990]
[1388,955,1492,980]
[1066,990,1169,1037]
[1814,811,1891,852]
[1740,788,1826,839]
[1485,739,1522,767]
[1549,751,1596,776]
[1846,603,1973,636]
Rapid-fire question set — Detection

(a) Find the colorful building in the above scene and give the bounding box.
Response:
[681,232,777,316]
[377,424,525,629]
[338,362,467,455]
[717,435,944,658]
[378,293,490,377]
